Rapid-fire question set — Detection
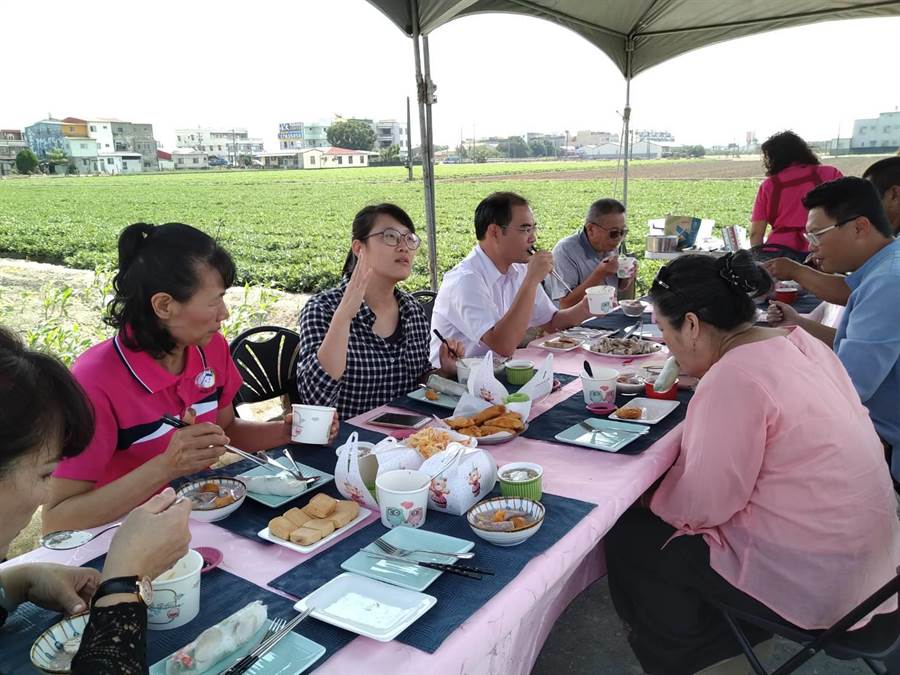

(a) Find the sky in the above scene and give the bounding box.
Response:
[3,1,899,151]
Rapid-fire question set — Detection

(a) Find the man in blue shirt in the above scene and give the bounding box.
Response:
[770,177,900,480]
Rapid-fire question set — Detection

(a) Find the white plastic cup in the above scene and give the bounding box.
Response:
[148,549,203,630]
[581,367,619,405]
[617,256,636,278]
[586,285,617,314]
[375,469,430,529]
[291,404,336,444]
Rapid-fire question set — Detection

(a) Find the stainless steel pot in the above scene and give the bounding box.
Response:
[645,235,679,253]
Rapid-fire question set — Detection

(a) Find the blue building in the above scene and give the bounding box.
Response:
[24,119,65,160]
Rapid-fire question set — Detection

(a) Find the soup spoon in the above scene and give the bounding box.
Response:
[40,522,123,550]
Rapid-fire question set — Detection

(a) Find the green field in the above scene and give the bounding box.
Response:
[0,162,758,293]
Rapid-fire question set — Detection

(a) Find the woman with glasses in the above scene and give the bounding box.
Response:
[604,251,900,675]
[296,203,464,419]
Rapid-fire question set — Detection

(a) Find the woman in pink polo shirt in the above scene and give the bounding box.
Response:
[44,223,335,532]
[750,131,842,258]
[605,252,900,675]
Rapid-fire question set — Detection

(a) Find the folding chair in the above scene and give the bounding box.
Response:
[714,569,900,674]
[411,289,437,323]
[228,326,302,417]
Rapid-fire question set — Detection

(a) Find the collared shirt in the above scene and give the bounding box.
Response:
[429,244,558,364]
[547,229,618,303]
[835,237,900,476]
[296,279,432,420]
[652,327,900,629]
[54,332,242,487]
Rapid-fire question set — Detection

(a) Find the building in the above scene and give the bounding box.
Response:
[24,119,66,159]
[524,132,566,150]
[112,122,157,170]
[574,130,619,147]
[63,136,99,174]
[278,122,305,150]
[98,151,143,174]
[374,119,408,156]
[60,117,89,138]
[302,121,330,148]
[636,129,675,143]
[574,140,666,160]
[0,130,27,174]
[171,147,209,170]
[852,111,900,153]
[258,146,371,169]
[175,127,264,164]
[85,119,115,152]
[157,149,175,171]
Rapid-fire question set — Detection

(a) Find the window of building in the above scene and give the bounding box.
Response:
[107,158,114,165]
[178,158,184,164]
[90,125,96,132]
[117,127,123,133]
[349,156,353,164]
[193,158,199,164]
[80,143,87,149]
[337,156,343,165]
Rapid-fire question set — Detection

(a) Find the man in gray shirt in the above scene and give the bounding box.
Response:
[547,198,637,308]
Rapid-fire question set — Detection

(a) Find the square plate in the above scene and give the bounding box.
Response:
[238,464,335,508]
[294,572,436,642]
[406,388,460,410]
[149,618,325,675]
[609,397,680,425]
[258,506,372,554]
[341,528,475,591]
[554,417,649,452]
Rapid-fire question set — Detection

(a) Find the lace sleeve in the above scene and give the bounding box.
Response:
[71,602,148,675]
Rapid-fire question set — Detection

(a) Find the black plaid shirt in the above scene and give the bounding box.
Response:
[296,280,432,419]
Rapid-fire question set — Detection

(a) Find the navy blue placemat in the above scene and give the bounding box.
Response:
[388,372,577,418]
[170,423,386,543]
[522,389,692,454]
[0,557,353,674]
[269,489,596,654]
[583,311,646,332]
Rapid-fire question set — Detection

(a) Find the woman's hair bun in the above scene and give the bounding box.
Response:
[117,222,156,273]
[716,251,773,298]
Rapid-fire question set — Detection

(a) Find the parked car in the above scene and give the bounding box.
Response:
[208,156,229,167]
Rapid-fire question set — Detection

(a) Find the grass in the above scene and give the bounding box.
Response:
[0,162,759,294]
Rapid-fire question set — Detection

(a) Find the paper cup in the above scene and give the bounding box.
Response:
[498,462,543,500]
[376,469,430,529]
[149,549,203,630]
[617,256,636,278]
[581,367,618,405]
[291,404,336,444]
[586,285,616,314]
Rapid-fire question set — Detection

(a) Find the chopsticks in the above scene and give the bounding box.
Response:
[364,550,492,579]
[219,606,314,675]
[159,415,315,483]
[432,328,461,360]
[528,246,573,294]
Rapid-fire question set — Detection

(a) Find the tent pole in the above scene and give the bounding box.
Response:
[422,34,438,291]
[411,0,439,291]
[622,36,634,213]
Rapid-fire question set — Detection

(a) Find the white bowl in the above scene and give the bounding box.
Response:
[466,496,545,547]
[619,300,646,317]
[176,476,246,523]
[616,371,645,395]
[31,612,89,673]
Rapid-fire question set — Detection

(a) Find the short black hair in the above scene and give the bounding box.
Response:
[802,177,892,238]
[106,223,237,358]
[650,251,773,331]
[761,131,820,176]
[0,326,93,477]
[863,157,900,198]
[585,198,625,225]
[474,192,529,240]
[342,203,416,277]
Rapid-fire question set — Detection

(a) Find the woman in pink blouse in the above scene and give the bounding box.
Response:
[605,251,900,675]
[750,131,842,258]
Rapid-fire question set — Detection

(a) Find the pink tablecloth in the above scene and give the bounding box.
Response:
[4,345,680,675]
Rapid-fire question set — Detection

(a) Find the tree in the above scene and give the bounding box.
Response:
[687,144,706,158]
[471,145,498,163]
[455,143,468,160]
[379,144,400,162]
[327,120,376,151]
[528,139,547,157]
[47,147,68,164]
[503,136,530,158]
[15,149,38,174]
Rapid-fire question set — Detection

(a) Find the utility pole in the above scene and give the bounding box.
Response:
[406,96,413,181]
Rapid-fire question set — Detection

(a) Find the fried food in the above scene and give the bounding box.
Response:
[405,427,458,459]
[199,482,220,493]
[270,498,360,545]
[306,493,337,518]
[487,414,525,431]
[424,388,439,401]
[472,405,506,425]
[445,416,473,429]
[451,410,525,439]
[616,407,643,420]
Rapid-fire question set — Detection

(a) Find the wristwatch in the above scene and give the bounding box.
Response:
[91,576,153,608]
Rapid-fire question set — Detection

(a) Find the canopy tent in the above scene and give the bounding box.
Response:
[366,0,900,288]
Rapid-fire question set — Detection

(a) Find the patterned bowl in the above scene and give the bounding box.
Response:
[30,612,90,673]
[466,495,545,547]
[176,476,246,522]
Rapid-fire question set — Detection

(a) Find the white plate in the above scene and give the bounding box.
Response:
[294,572,436,642]
[537,335,583,352]
[609,397,680,424]
[258,506,372,553]
[582,339,666,359]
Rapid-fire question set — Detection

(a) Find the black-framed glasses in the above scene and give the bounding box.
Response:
[362,228,422,250]
[589,222,629,238]
[804,215,859,247]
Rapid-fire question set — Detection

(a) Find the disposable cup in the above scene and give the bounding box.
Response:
[581,367,618,405]
[149,549,203,630]
[375,469,430,529]
[291,404,336,445]
[586,285,616,314]
[617,256,636,278]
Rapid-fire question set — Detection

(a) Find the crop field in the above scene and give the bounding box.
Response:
[0,160,763,293]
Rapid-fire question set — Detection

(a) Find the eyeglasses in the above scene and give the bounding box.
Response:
[362,228,422,250]
[510,224,539,235]
[589,222,629,239]
[803,215,859,247]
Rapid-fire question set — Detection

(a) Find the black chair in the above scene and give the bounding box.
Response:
[411,290,437,323]
[228,326,302,416]
[749,243,809,264]
[714,569,900,674]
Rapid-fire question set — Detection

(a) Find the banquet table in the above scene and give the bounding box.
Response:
[2,336,683,675]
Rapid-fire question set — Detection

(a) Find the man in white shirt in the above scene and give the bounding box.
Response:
[430,191,592,364]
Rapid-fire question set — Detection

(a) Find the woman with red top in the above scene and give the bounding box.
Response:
[43,223,337,532]
[750,131,842,258]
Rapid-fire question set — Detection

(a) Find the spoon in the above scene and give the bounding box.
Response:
[41,522,123,550]
[583,359,594,378]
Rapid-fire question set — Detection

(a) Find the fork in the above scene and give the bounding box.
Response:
[373,537,476,561]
